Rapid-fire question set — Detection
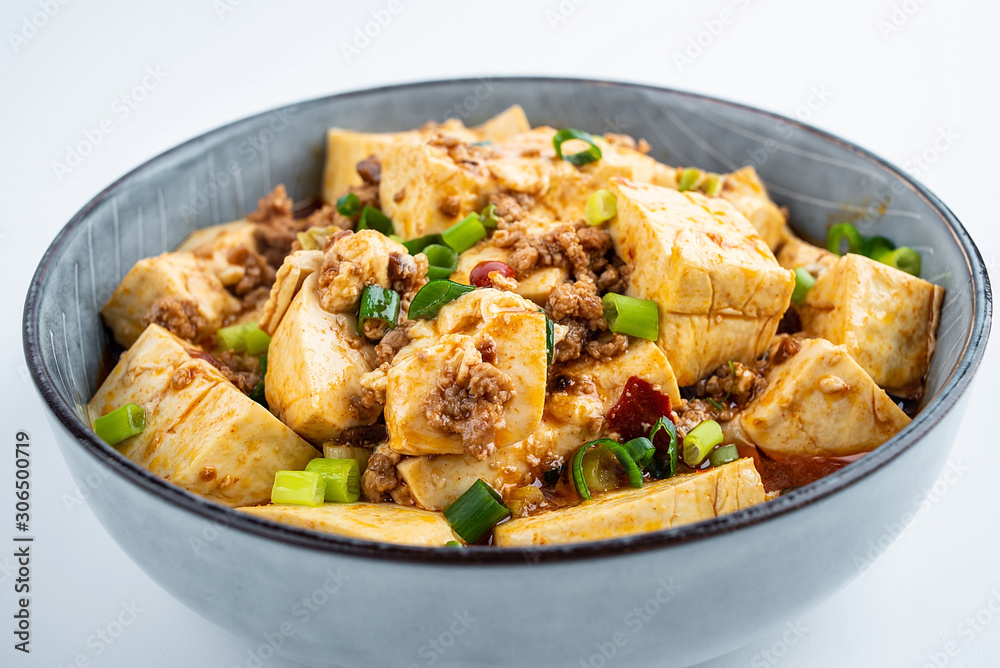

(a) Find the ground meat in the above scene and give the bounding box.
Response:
[585,333,628,362]
[227,246,276,298]
[250,185,310,267]
[439,195,461,217]
[495,221,615,286]
[769,336,801,366]
[674,359,770,434]
[301,203,353,232]
[340,423,389,446]
[356,155,381,185]
[170,366,195,390]
[214,351,262,395]
[552,319,586,364]
[488,191,535,224]
[246,184,294,226]
[374,328,411,367]
[388,252,429,305]
[143,297,207,342]
[423,336,516,460]
[361,443,400,502]
[604,133,652,154]
[545,279,605,325]
[239,286,272,312]
[393,188,406,203]
[596,258,630,294]
[350,387,383,422]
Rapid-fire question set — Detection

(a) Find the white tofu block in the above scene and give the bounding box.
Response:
[609,178,795,386]
[720,166,787,250]
[738,337,911,457]
[239,502,459,547]
[776,234,838,275]
[101,252,242,348]
[176,220,259,287]
[87,325,316,507]
[799,253,944,396]
[493,458,765,546]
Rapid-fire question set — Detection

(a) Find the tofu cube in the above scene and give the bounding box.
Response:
[776,234,838,274]
[101,251,242,348]
[238,502,459,547]
[493,458,766,546]
[609,178,795,386]
[737,337,911,458]
[176,220,259,287]
[800,253,944,396]
[720,166,787,250]
[87,325,317,506]
[385,289,547,458]
[265,270,378,443]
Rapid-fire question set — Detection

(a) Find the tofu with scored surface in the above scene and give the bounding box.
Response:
[608,177,795,386]
[239,503,459,547]
[102,251,241,348]
[321,105,531,205]
[396,339,680,510]
[729,337,911,458]
[385,289,547,460]
[797,253,944,397]
[493,458,766,546]
[87,324,316,507]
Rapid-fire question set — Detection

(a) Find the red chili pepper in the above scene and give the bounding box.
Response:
[606,376,673,442]
[470,260,515,288]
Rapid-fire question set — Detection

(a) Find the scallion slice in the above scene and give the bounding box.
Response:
[545,315,555,366]
[93,403,146,446]
[407,280,476,319]
[708,443,740,468]
[357,206,394,235]
[441,213,487,253]
[480,203,499,228]
[682,420,724,467]
[403,234,444,255]
[702,174,723,197]
[585,189,617,226]
[622,436,655,468]
[321,444,372,473]
[864,235,895,263]
[357,285,400,335]
[336,193,360,217]
[571,439,643,501]
[791,267,816,305]
[423,244,459,280]
[216,322,260,353]
[443,479,509,544]
[677,167,701,192]
[602,293,659,341]
[649,417,678,479]
[445,540,463,547]
[305,458,360,503]
[827,223,864,256]
[552,128,602,166]
[883,246,921,276]
[271,470,325,507]
[581,447,620,494]
[244,328,271,356]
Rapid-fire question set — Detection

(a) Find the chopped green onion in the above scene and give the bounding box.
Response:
[602,293,659,341]
[441,213,487,253]
[357,285,400,335]
[883,246,921,276]
[552,128,602,166]
[259,354,267,378]
[571,439,643,501]
[708,443,740,468]
[791,267,816,305]
[336,193,360,217]
[677,167,701,192]
[682,420,724,467]
[581,447,620,494]
[216,322,261,353]
[649,417,678,479]
[305,458,360,503]
[93,403,146,446]
[480,203,499,228]
[244,328,271,356]
[249,381,267,407]
[403,234,444,255]
[622,436,655,468]
[407,280,476,319]
[322,444,372,473]
[545,315,555,366]
[423,244,459,280]
[445,540,463,547]
[357,206,394,235]
[702,175,723,197]
[864,236,895,263]
[271,470,325,506]
[585,189,617,226]
[443,479,509,544]
[827,223,864,256]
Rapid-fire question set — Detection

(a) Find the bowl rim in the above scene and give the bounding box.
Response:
[23,75,993,565]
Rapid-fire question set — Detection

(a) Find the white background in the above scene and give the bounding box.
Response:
[1,0,998,666]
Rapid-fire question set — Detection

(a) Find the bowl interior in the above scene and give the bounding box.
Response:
[25,77,987,551]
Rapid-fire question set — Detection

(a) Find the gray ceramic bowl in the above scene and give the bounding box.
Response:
[23,78,991,667]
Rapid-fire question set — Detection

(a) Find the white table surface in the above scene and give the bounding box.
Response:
[2,0,997,665]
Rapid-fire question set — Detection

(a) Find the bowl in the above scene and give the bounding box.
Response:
[23,77,991,667]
